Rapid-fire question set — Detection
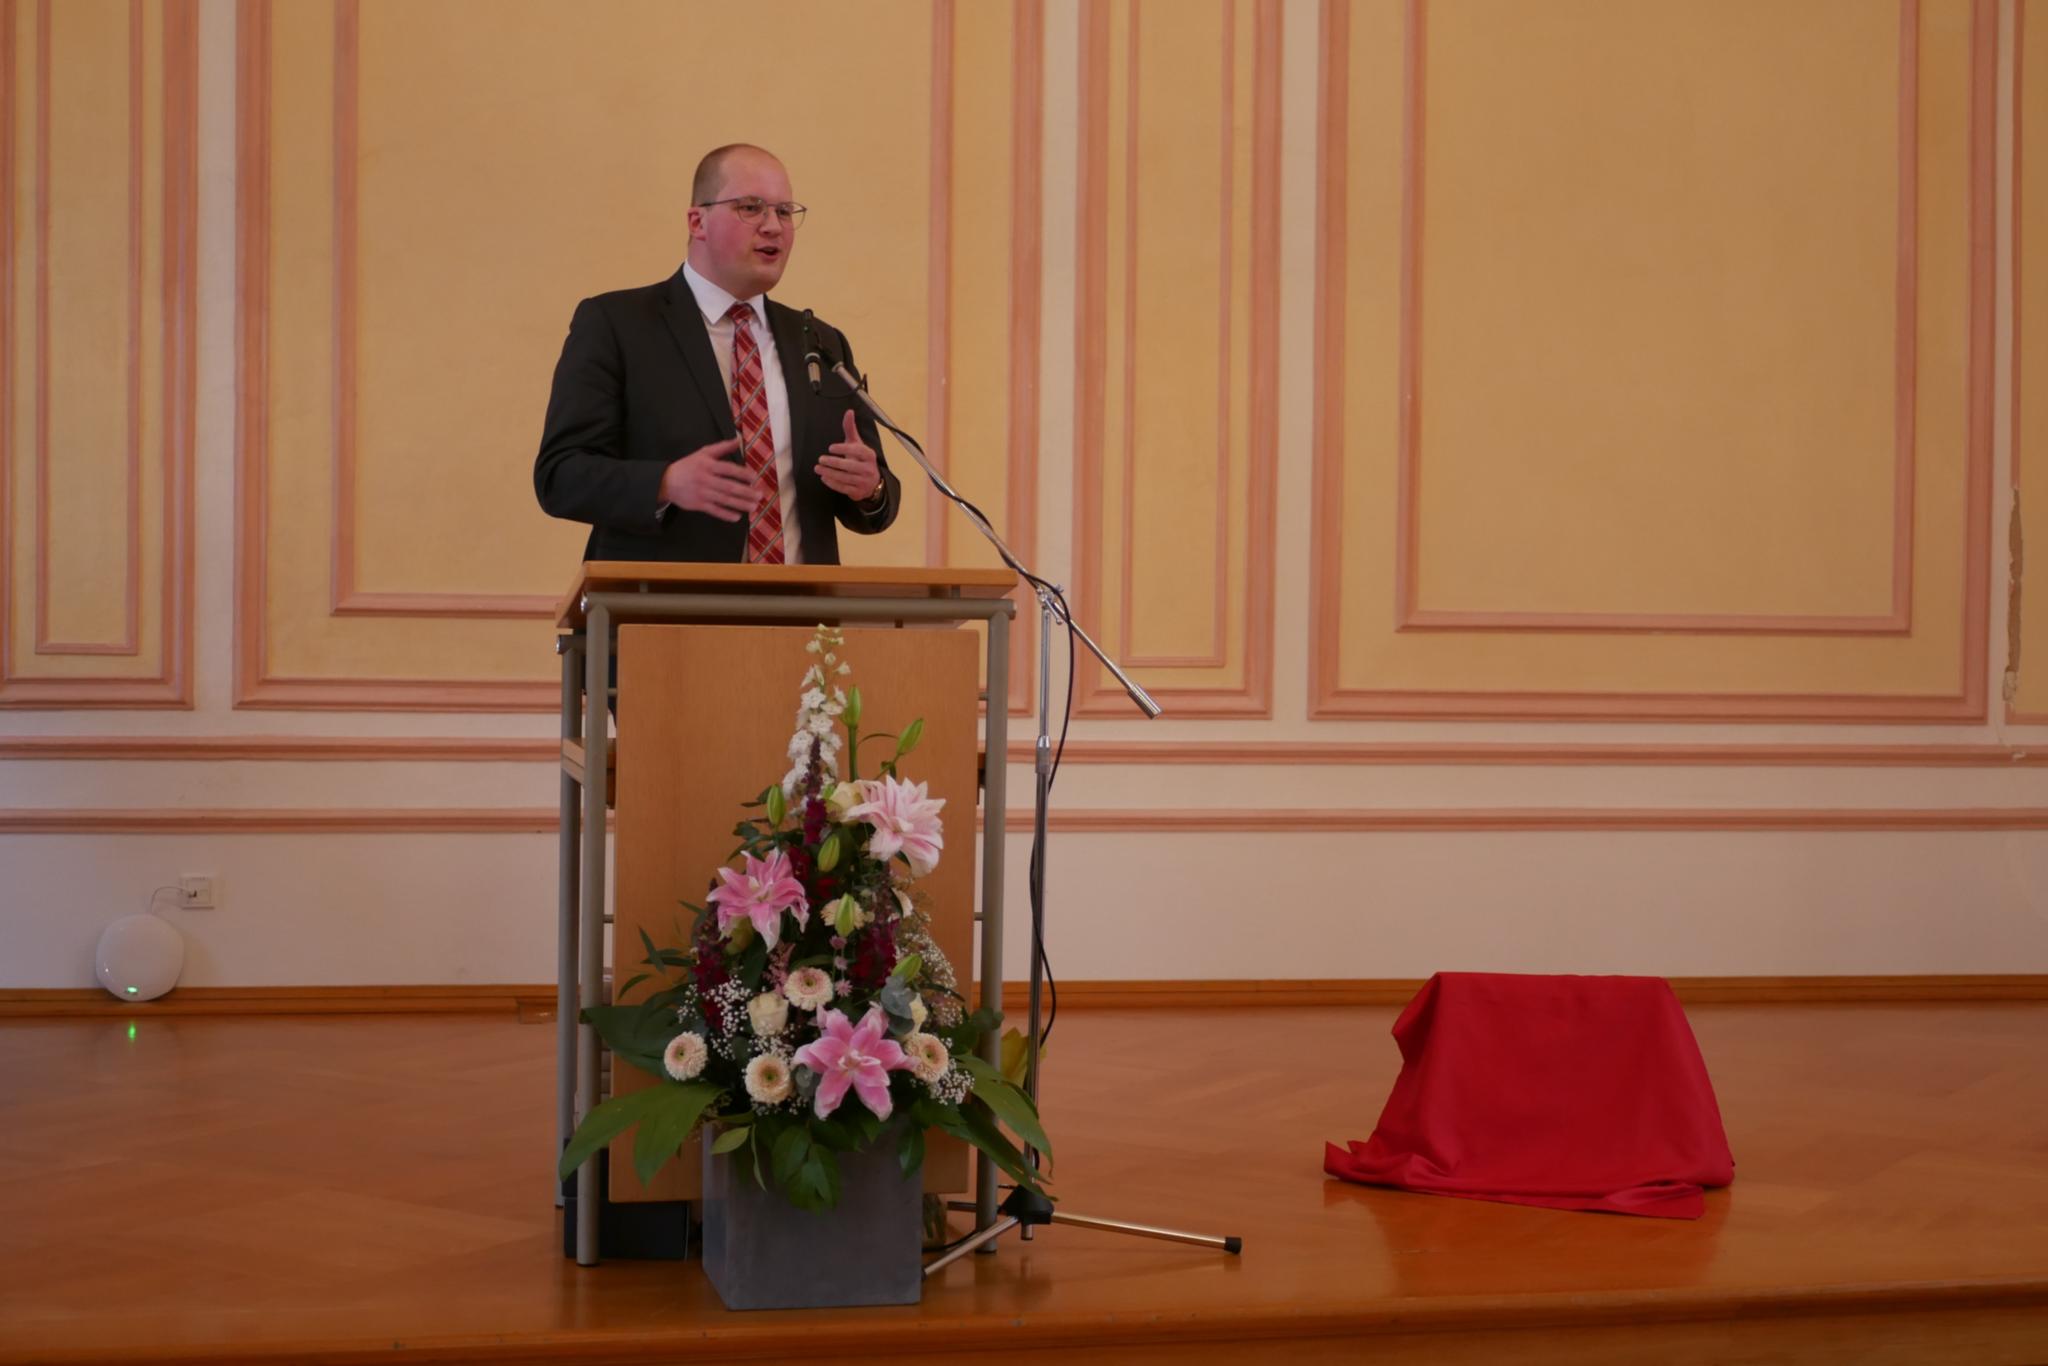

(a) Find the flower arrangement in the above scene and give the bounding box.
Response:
[559,626,1051,1214]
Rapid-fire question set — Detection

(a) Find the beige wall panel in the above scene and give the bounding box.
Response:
[4,3,26,677]
[246,0,945,696]
[1075,0,1277,716]
[1315,0,1990,718]
[1417,0,1899,619]
[2,0,192,704]
[40,0,133,650]
[2016,0,2048,718]
[939,0,1039,714]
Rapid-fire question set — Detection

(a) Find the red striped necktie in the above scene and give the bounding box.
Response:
[726,302,785,564]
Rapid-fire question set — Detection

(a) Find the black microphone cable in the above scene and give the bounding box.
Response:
[830,358,1074,1058]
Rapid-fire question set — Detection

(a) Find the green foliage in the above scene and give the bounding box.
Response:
[898,1125,926,1178]
[957,1053,1053,1159]
[579,1002,678,1078]
[999,1026,1043,1088]
[556,1079,720,1185]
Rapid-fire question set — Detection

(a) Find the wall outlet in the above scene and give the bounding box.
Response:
[179,875,217,909]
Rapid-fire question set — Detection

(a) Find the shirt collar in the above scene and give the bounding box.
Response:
[681,260,766,330]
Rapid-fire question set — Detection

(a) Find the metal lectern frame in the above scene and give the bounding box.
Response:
[556,579,1015,1267]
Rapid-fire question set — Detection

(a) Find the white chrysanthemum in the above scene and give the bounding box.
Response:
[662,1032,708,1081]
[745,1054,794,1104]
[783,967,834,1011]
[904,1032,949,1084]
[747,992,789,1037]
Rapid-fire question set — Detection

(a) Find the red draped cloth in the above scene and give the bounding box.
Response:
[1324,972,1734,1219]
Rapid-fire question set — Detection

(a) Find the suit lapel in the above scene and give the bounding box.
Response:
[660,269,738,441]
[763,298,813,482]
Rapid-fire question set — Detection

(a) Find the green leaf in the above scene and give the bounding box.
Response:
[895,717,923,757]
[709,1124,752,1155]
[559,1085,664,1182]
[580,1004,683,1073]
[772,1126,811,1188]
[928,1101,1044,1194]
[964,1102,1046,1193]
[890,952,924,983]
[632,1081,721,1185]
[957,1053,1054,1159]
[999,1026,1042,1088]
[737,934,769,992]
[797,1147,842,1210]
[898,1125,926,1177]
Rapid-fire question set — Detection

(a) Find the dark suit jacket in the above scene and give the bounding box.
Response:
[533,264,901,563]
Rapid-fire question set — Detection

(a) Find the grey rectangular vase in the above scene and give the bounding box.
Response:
[699,1135,923,1310]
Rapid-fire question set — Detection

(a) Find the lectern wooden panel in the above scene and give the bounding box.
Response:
[556,562,1015,1263]
[609,624,980,1201]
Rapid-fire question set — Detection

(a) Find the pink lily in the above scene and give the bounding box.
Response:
[790,1006,912,1121]
[845,775,946,877]
[705,848,809,951]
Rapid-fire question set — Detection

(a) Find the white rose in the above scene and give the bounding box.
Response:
[909,995,928,1028]
[747,992,789,1037]
[825,781,860,820]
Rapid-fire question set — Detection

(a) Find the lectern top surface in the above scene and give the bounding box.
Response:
[555,561,1017,628]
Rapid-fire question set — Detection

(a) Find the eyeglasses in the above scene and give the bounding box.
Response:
[696,197,807,227]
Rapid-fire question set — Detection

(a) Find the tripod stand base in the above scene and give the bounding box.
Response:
[925,1193,1241,1276]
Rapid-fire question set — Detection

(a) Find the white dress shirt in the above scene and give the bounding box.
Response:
[678,260,804,563]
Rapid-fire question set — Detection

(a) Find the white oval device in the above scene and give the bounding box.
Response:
[94,914,185,1002]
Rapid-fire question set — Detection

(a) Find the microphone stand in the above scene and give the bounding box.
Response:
[824,359,1243,1272]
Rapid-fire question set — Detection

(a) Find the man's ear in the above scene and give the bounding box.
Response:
[685,207,706,242]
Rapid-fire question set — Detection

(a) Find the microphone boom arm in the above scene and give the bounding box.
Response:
[829,359,1161,719]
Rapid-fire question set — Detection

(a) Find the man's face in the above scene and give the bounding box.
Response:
[687,151,796,298]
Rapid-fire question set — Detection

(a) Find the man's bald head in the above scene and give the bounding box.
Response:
[691,144,782,206]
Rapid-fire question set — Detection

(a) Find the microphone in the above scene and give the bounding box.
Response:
[801,309,823,394]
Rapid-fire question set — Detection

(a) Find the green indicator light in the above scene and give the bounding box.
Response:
[125,986,139,995]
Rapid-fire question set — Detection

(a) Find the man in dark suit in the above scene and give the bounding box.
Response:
[534,143,901,563]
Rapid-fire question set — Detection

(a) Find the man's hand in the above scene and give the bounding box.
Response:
[660,437,757,521]
[817,409,883,502]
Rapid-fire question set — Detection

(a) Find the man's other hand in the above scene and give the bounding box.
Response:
[817,410,882,501]
[660,437,756,521]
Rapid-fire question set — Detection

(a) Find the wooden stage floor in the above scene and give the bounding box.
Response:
[2,1003,2046,1364]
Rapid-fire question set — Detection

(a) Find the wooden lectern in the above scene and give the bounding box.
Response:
[555,562,1017,1266]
